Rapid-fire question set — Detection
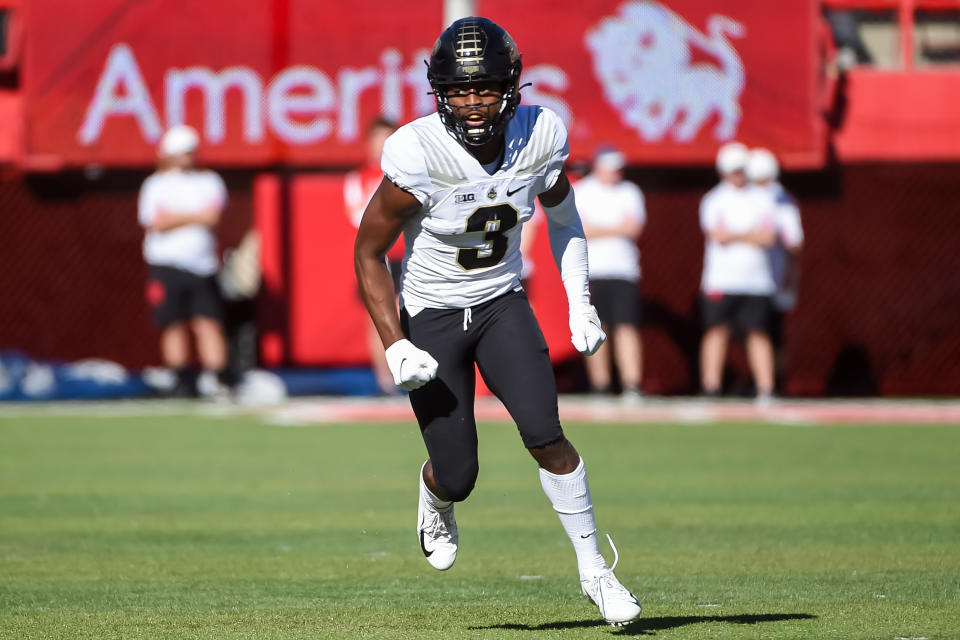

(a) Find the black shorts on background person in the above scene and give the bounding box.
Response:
[147,265,223,329]
[701,293,771,334]
[591,279,641,329]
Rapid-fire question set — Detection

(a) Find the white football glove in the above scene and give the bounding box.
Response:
[569,305,606,356]
[384,339,439,391]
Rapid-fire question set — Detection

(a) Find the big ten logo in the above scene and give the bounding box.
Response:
[585,1,745,143]
[78,43,572,148]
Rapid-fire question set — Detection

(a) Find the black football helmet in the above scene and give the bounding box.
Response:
[427,17,523,147]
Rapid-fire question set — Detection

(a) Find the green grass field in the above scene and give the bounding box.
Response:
[1,412,958,639]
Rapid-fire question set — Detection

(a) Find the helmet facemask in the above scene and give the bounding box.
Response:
[431,78,521,147]
[426,17,524,147]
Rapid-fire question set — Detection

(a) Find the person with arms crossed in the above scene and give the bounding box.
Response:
[139,125,230,398]
[354,17,641,626]
[574,146,646,401]
[699,142,777,402]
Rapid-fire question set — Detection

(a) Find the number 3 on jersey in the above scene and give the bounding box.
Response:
[456,204,519,270]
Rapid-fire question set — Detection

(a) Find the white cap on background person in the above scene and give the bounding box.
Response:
[593,146,626,171]
[159,125,200,157]
[715,142,749,175]
[746,148,779,182]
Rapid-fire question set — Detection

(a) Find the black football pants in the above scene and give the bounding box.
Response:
[400,290,564,502]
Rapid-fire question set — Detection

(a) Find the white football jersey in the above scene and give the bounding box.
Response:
[381,105,568,310]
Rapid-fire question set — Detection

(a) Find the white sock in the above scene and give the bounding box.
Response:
[420,461,452,511]
[539,457,607,578]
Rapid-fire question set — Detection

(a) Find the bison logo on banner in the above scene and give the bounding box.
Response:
[586,1,746,143]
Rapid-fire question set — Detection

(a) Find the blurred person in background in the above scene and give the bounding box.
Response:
[699,142,777,402]
[747,148,804,388]
[139,125,230,398]
[574,146,645,401]
[345,118,401,394]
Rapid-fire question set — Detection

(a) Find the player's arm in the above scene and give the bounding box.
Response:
[708,223,774,247]
[355,177,416,346]
[355,178,438,390]
[148,207,220,232]
[539,171,606,356]
[732,225,776,247]
[700,194,729,244]
[582,217,643,240]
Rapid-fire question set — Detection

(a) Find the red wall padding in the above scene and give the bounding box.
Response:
[2,163,959,395]
[634,163,960,395]
[0,171,252,369]
[266,173,577,369]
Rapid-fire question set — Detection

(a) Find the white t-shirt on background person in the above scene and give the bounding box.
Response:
[138,169,227,276]
[574,176,646,282]
[699,181,776,296]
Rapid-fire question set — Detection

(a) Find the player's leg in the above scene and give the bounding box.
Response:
[536,446,641,625]
[474,292,641,624]
[613,324,642,395]
[584,334,612,393]
[404,306,480,502]
[585,280,615,393]
[741,296,775,400]
[187,273,232,395]
[401,306,480,570]
[746,331,775,399]
[191,315,229,395]
[700,294,732,395]
[700,326,729,394]
[191,316,227,371]
[160,324,196,397]
[160,324,189,369]
[609,280,643,397]
[148,266,196,397]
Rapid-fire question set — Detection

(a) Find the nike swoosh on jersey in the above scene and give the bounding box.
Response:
[506,186,524,196]
[419,529,434,557]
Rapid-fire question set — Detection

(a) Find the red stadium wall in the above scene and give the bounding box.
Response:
[12,0,960,168]
[253,174,576,369]
[633,164,960,396]
[0,172,253,369]
[18,0,826,169]
[249,163,960,395]
[3,0,960,395]
[1,163,958,394]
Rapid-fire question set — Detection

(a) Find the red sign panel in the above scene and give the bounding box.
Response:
[22,0,443,167]
[478,0,826,167]
[22,0,825,168]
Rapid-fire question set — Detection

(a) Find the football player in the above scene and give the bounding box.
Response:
[354,17,641,626]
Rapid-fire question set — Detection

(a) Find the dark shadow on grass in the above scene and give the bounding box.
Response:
[471,612,817,635]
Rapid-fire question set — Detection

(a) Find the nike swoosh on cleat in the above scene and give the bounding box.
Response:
[419,529,434,557]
